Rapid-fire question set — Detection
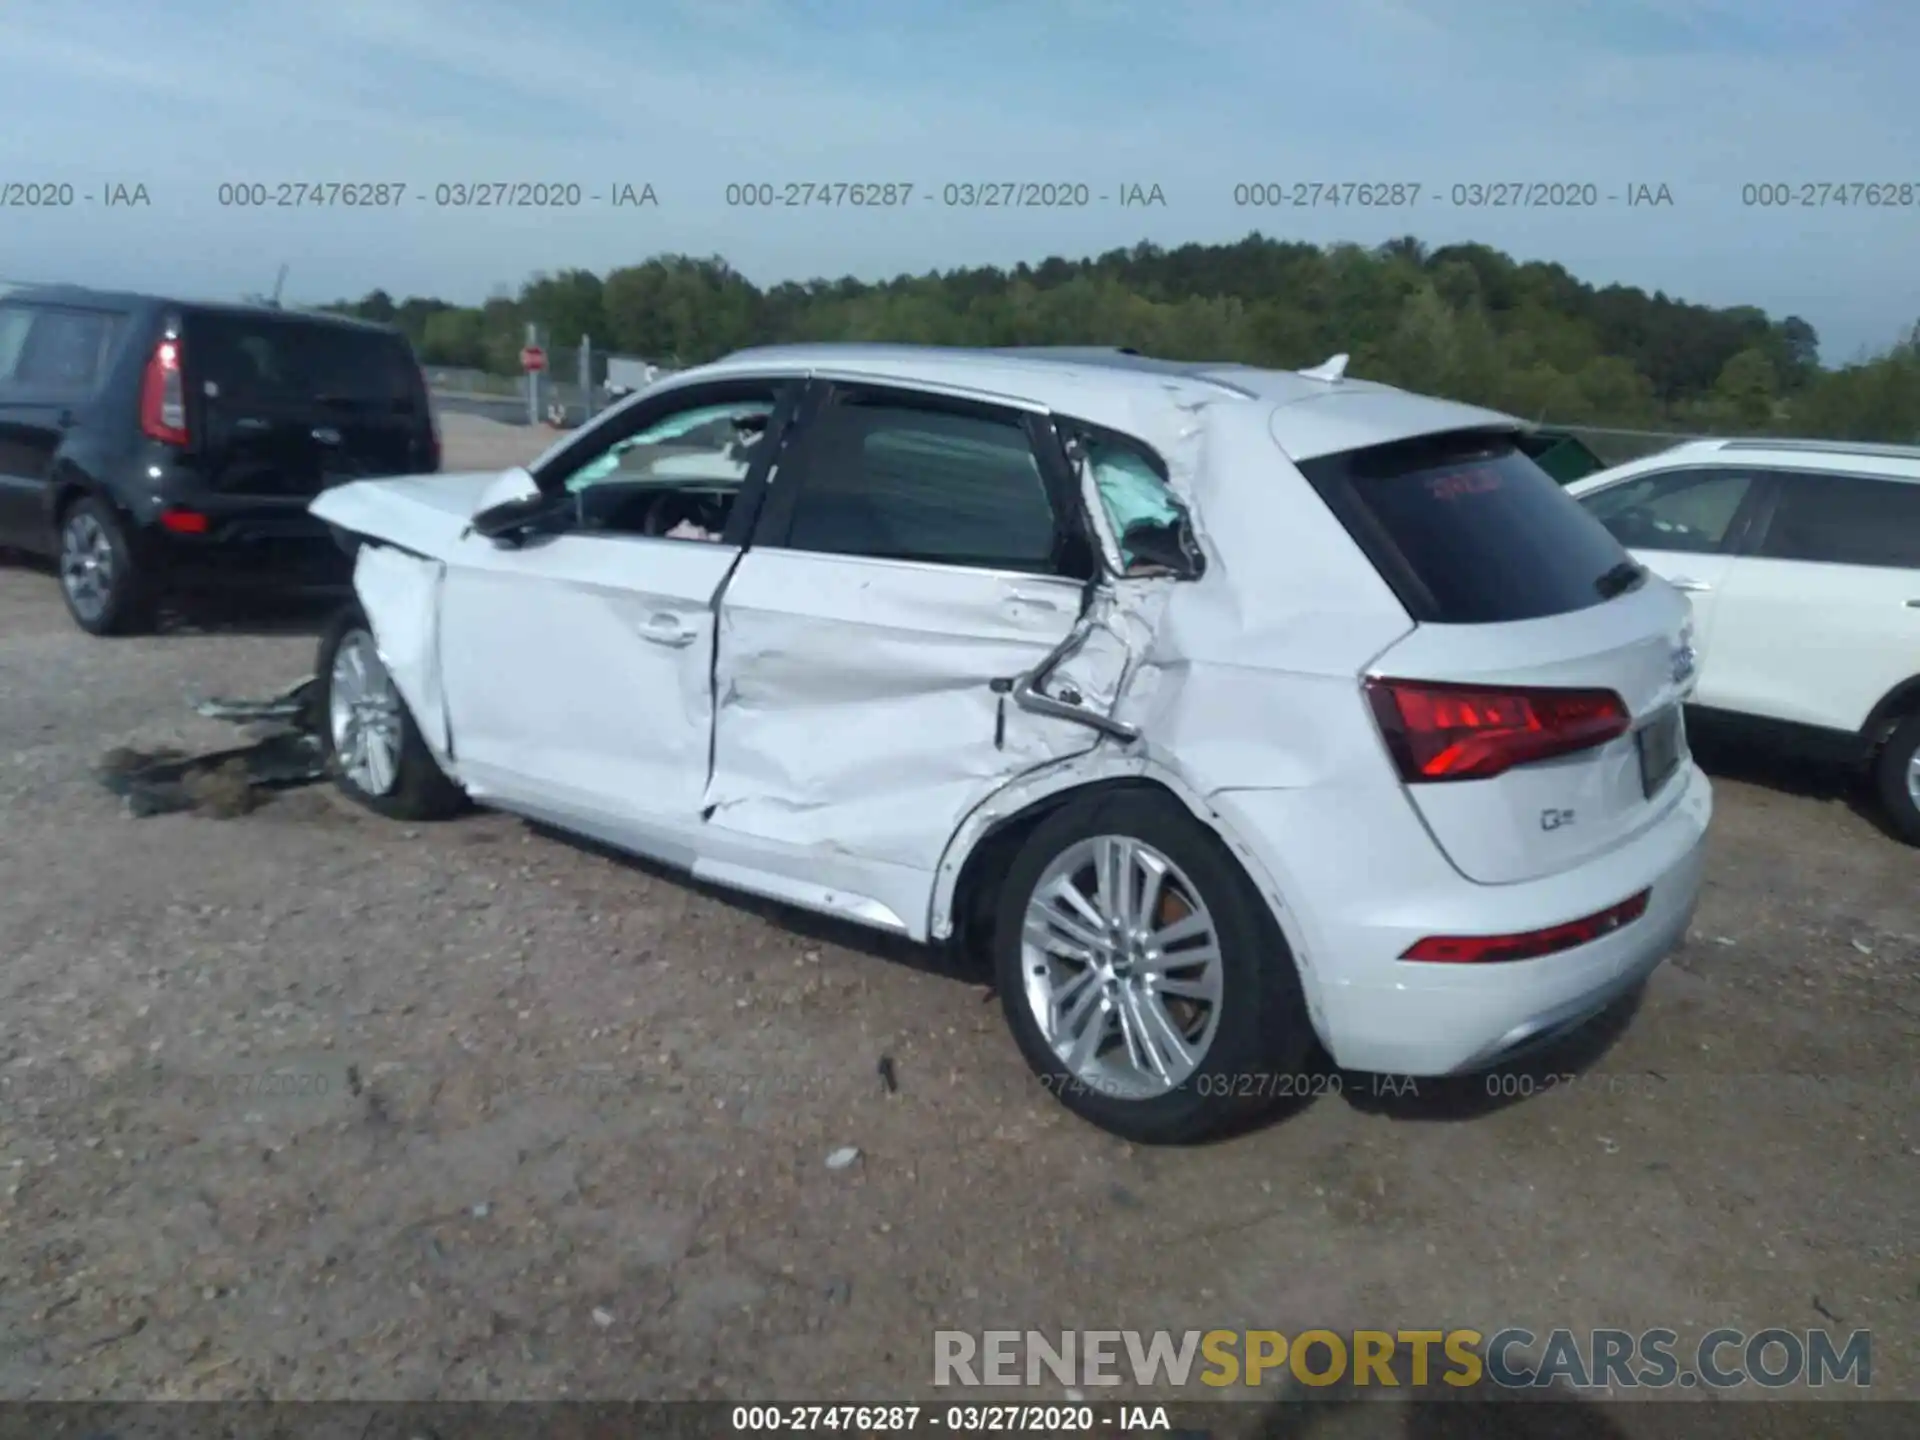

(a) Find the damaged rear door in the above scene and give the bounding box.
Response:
[700,380,1130,930]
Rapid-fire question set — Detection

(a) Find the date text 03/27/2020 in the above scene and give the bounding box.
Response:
[727,1404,1178,1433]
[211,181,659,208]
[723,181,1168,208]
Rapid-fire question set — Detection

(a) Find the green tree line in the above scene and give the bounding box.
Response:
[325,234,1920,441]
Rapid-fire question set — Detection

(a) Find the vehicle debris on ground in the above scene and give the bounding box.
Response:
[95,676,324,817]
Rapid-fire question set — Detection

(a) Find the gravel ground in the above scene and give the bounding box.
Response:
[436,411,562,471]
[0,443,1913,1420]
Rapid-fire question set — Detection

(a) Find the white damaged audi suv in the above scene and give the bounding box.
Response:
[307,344,1711,1143]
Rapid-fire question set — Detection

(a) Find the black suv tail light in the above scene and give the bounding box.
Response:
[140,336,189,445]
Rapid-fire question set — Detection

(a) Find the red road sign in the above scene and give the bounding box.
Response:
[520,345,547,372]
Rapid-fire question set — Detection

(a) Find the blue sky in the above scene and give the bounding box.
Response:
[2,0,1915,362]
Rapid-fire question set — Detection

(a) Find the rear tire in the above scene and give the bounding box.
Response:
[994,789,1316,1144]
[1873,714,1920,846]
[57,495,155,636]
[315,605,466,821]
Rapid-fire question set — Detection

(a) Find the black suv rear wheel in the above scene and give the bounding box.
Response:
[58,495,155,635]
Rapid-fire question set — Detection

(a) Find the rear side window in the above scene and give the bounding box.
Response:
[10,307,123,394]
[0,304,36,382]
[1297,429,1634,623]
[1756,472,1920,569]
[779,396,1063,572]
[185,313,421,410]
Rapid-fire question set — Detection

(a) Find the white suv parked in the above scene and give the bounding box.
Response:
[309,345,1711,1143]
[1568,440,1920,843]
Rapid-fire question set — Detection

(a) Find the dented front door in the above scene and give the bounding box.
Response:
[438,528,739,830]
[702,381,1130,884]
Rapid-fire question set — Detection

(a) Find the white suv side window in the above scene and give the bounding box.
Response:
[1583,467,1755,552]
[562,402,772,496]
[1755,471,1920,570]
[778,394,1065,573]
[537,386,784,541]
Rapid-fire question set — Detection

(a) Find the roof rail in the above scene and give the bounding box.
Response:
[995,346,1143,357]
[986,345,1257,398]
[1717,437,1920,461]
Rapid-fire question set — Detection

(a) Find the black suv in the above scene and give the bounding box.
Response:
[0,286,439,633]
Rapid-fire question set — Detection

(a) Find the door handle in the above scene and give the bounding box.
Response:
[1906,599,1920,609]
[56,409,75,429]
[1669,577,1711,593]
[638,613,696,646]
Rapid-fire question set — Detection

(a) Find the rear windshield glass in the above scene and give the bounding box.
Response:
[1296,430,1634,624]
[185,313,421,409]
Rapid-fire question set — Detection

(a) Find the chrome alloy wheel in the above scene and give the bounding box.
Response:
[328,629,404,796]
[1907,746,1920,809]
[1019,835,1225,1100]
[59,510,116,622]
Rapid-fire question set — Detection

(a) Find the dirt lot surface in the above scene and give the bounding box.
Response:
[0,445,1913,1428]
[436,411,560,472]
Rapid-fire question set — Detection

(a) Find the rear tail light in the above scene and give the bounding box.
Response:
[140,337,189,445]
[1401,890,1651,963]
[1365,677,1630,782]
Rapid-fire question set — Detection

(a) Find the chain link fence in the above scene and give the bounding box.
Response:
[427,345,677,428]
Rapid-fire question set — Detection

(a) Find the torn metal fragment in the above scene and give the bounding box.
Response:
[192,676,317,726]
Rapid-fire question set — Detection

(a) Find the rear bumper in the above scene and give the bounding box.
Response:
[137,495,351,590]
[1212,761,1712,1076]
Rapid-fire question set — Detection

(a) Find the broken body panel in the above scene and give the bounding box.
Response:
[308,366,1326,949]
[308,370,1161,943]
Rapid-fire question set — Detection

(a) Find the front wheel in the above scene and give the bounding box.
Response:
[1874,714,1920,846]
[315,606,466,821]
[995,790,1316,1144]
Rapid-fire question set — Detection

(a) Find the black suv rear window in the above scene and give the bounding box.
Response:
[185,313,421,409]
[1296,429,1635,623]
